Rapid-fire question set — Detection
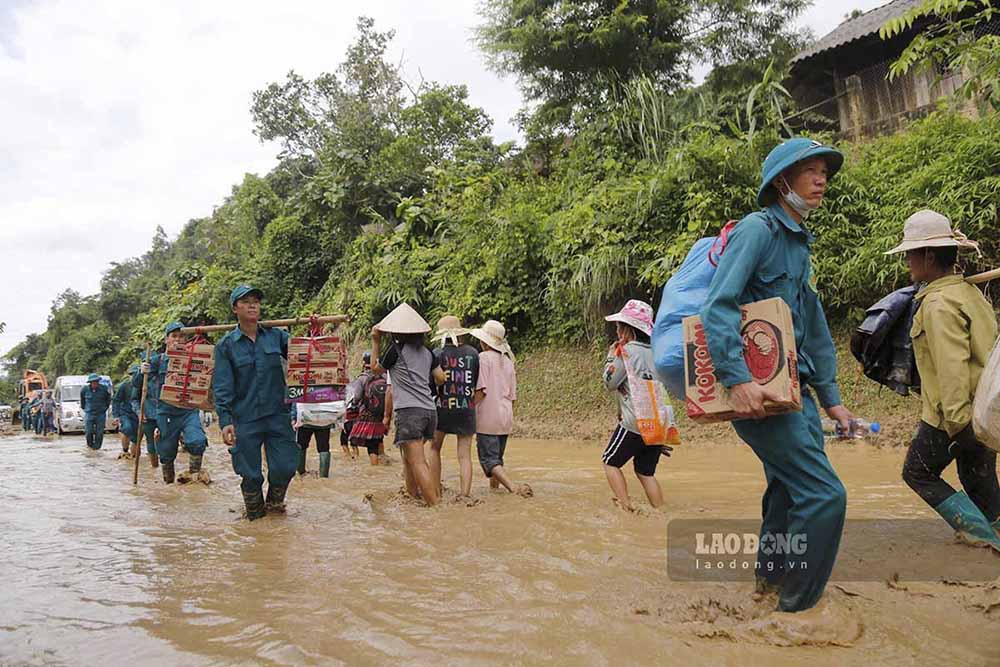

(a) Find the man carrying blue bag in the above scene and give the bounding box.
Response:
[698,138,856,613]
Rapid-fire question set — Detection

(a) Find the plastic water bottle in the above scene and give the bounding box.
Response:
[822,418,881,440]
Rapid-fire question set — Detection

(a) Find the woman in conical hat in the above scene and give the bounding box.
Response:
[371,303,445,505]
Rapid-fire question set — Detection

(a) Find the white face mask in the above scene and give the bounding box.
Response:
[780,176,819,219]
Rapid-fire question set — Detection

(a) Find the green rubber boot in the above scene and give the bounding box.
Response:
[319,451,331,478]
[265,484,288,514]
[935,491,1000,552]
[161,460,175,484]
[242,483,266,521]
[297,448,307,475]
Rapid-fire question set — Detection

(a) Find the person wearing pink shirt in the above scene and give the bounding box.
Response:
[470,320,532,497]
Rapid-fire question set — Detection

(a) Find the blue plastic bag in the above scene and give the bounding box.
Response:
[652,235,725,399]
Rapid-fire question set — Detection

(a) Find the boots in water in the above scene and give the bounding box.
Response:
[297,448,307,475]
[935,491,1000,552]
[177,454,202,484]
[265,485,288,514]
[319,451,331,478]
[242,483,266,521]
[162,460,176,484]
[150,452,159,468]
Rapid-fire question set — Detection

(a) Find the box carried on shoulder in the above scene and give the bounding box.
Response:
[683,297,801,424]
[160,340,215,411]
[286,334,349,403]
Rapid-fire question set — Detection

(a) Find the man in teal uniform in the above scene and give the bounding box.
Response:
[113,367,140,456]
[20,397,30,431]
[80,373,112,449]
[700,138,855,613]
[29,394,42,434]
[137,322,209,484]
[213,285,298,520]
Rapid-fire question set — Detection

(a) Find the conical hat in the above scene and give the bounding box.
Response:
[375,303,431,334]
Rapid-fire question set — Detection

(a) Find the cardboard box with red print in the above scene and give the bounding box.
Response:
[683,297,801,424]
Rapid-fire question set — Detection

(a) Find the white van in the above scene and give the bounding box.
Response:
[53,375,116,435]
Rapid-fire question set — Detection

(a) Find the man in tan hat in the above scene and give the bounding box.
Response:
[429,315,480,499]
[887,210,1000,551]
[371,303,446,506]
[470,320,531,497]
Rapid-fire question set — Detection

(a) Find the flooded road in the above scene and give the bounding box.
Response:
[1,431,998,666]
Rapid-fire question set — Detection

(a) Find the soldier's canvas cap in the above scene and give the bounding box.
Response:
[230,285,264,306]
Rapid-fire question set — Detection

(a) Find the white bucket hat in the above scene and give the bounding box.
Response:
[885,209,980,255]
[604,299,654,337]
[469,320,514,359]
[375,303,431,334]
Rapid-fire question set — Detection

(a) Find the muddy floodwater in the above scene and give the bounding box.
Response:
[2,431,998,666]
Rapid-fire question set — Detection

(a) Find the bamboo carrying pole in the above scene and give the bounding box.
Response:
[132,342,152,486]
[967,268,1000,285]
[177,315,349,335]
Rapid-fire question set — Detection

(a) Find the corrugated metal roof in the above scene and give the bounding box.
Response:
[792,0,924,64]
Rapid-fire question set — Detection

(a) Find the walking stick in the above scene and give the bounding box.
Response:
[133,342,152,486]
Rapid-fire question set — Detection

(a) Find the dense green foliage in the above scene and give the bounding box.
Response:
[4,11,999,389]
[476,0,810,135]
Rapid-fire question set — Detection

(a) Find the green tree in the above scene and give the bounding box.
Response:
[881,0,1000,109]
[476,0,809,133]
[250,16,404,162]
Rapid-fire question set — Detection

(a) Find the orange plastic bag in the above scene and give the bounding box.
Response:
[620,344,681,446]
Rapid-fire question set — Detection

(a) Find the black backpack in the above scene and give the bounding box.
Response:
[850,285,921,396]
[362,374,388,421]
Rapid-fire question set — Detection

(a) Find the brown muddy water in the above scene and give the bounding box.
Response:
[1,430,998,666]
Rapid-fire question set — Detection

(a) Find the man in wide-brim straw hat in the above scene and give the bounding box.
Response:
[699,137,856,613]
[429,315,481,499]
[887,210,1000,551]
[468,320,531,497]
[371,303,446,505]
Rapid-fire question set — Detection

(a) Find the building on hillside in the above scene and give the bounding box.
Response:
[789,0,1000,139]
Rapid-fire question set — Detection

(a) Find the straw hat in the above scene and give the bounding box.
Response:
[469,320,514,359]
[375,303,431,334]
[432,315,469,346]
[885,210,980,255]
[604,299,654,337]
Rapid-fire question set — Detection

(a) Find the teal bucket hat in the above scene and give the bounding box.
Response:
[757,137,844,207]
[87,373,100,382]
[230,284,264,307]
[164,321,184,336]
